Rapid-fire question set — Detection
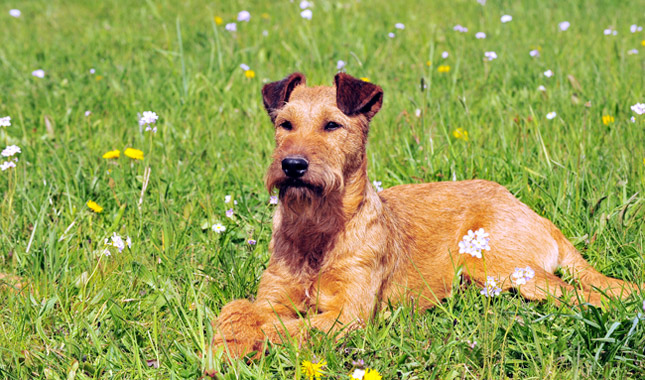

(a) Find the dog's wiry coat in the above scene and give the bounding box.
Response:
[212,72,638,359]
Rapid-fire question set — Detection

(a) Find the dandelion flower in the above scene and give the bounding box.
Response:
[1,161,16,171]
[500,15,512,23]
[631,103,645,115]
[602,115,614,125]
[559,21,570,31]
[337,60,346,70]
[270,195,278,205]
[301,9,312,20]
[87,200,103,213]
[301,360,325,380]
[452,128,469,141]
[544,69,553,78]
[102,150,120,159]
[481,277,502,297]
[546,111,557,120]
[395,23,405,30]
[212,223,226,233]
[32,69,45,78]
[360,77,370,82]
[363,369,382,380]
[372,180,383,192]
[529,49,539,57]
[441,51,449,59]
[237,10,250,22]
[458,228,490,258]
[437,65,450,73]
[214,16,223,25]
[511,266,535,285]
[300,0,313,9]
[0,116,11,127]
[475,32,486,39]
[124,148,144,160]
[484,51,497,61]
[225,23,237,32]
[245,70,255,78]
[9,9,21,17]
[1,145,21,157]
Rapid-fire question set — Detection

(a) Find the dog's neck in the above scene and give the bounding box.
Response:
[271,158,378,273]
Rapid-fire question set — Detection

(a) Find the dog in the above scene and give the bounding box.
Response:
[211,72,638,359]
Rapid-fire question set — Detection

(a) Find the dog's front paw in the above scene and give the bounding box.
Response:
[211,299,267,360]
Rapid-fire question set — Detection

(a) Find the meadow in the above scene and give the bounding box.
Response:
[1,0,644,378]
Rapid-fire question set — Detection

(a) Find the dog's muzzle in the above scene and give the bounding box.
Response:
[281,157,308,178]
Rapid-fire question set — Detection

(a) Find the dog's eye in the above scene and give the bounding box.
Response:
[279,121,293,130]
[325,121,341,131]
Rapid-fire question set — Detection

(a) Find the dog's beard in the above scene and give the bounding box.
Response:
[265,160,343,209]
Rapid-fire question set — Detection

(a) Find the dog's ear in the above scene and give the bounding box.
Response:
[334,73,383,121]
[262,73,306,122]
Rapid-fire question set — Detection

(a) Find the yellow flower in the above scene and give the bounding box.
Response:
[244,69,255,79]
[301,360,325,380]
[95,75,103,81]
[102,150,120,159]
[642,40,645,47]
[124,148,144,160]
[452,127,469,141]
[363,369,382,380]
[261,13,270,19]
[214,16,223,25]
[426,60,432,66]
[360,77,370,82]
[87,200,103,213]
[602,115,614,125]
[437,65,450,73]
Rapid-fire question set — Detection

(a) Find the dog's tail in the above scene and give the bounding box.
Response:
[553,226,639,299]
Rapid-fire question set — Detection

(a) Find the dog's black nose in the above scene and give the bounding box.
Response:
[282,157,308,178]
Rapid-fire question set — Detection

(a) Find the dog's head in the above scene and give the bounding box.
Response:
[263,73,383,204]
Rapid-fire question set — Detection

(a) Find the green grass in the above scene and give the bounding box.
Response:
[1,0,644,378]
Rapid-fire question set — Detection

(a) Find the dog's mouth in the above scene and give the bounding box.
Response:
[278,178,323,197]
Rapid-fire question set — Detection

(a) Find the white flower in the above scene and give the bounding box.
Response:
[85,110,91,117]
[237,10,250,22]
[0,116,11,127]
[546,111,557,120]
[32,69,45,78]
[558,21,570,31]
[225,23,237,32]
[441,51,449,59]
[453,24,468,33]
[240,63,250,71]
[300,0,313,9]
[336,60,346,70]
[484,51,497,61]
[104,232,131,253]
[631,103,645,115]
[1,161,16,171]
[224,195,232,203]
[630,116,636,123]
[415,108,421,117]
[138,111,158,126]
[511,266,535,286]
[2,145,21,157]
[500,15,512,23]
[604,28,617,36]
[373,180,383,192]
[529,49,539,57]
[458,228,491,259]
[388,32,395,38]
[395,23,405,30]
[481,276,502,297]
[300,9,312,20]
[351,369,366,380]
[477,0,486,5]
[630,24,642,33]
[270,195,279,205]
[262,30,268,36]
[89,68,96,74]
[9,9,21,17]
[475,32,486,39]
[212,223,226,233]
[628,49,639,55]
[544,69,553,78]
[538,85,546,91]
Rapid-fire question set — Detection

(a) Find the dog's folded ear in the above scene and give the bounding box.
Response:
[262,73,306,122]
[334,73,383,121]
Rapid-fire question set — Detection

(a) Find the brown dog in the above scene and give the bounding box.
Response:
[212,72,637,359]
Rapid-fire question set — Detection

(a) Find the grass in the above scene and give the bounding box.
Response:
[0,0,644,378]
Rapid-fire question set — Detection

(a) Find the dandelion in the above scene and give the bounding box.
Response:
[546,111,557,120]
[1,145,21,157]
[484,51,497,61]
[0,116,11,127]
[1,161,16,171]
[453,24,468,33]
[102,150,120,159]
[437,65,450,73]
[441,51,449,59]
[301,359,325,380]
[559,21,570,31]
[388,32,395,38]
[642,40,645,46]
[225,208,234,218]
[225,23,237,32]
[500,15,512,23]
[529,49,539,57]
[214,16,223,26]
[602,115,615,125]
[628,49,639,55]
[511,266,535,285]
[458,228,490,258]
[544,69,553,78]
[270,195,278,205]
[360,77,370,82]
[426,60,432,66]
[631,103,645,115]
[300,0,313,9]
[124,148,144,160]
[363,369,382,380]
[84,110,91,117]
[372,180,383,192]
[32,69,45,78]
[395,23,405,30]
[87,200,103,213]
[212,223,226,233]
[337,60,346,70]
[245,70,255,78]
[248,239,257,245]
[452,128,469,141]
[475,32,486,39]
[481,276,502,297]
[631,24,643,33]
[237,10,250,22]
[9,9,21,17]
[301,9,313,20]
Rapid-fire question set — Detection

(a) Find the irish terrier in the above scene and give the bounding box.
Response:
[212,72,638,359]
